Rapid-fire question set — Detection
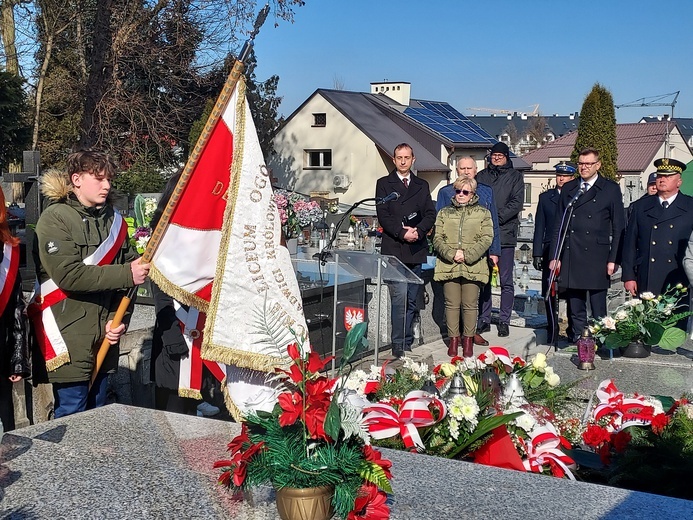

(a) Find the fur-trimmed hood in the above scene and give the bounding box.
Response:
[39,169,72,203]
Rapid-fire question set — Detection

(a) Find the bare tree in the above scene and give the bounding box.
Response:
[501,122,521,154]
[526,115,548,149]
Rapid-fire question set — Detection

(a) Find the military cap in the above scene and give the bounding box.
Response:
[654,157,687,176]
[647,172,657,185]
[554,161,577,175]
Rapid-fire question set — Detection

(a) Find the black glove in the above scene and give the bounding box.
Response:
[533,256,543,271]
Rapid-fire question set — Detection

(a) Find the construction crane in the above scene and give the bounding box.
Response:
[615,91,679,118]
[467,104,540,116]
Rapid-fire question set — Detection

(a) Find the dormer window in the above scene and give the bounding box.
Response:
[313,113,326,127]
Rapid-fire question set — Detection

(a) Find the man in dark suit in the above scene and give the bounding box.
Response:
[532,161,575,344]
[623,158,693,297]
[376,143,436,358]
[549,147,625,342]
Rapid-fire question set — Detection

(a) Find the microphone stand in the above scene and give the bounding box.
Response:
[315,197,378,264]
[546,194,579,352]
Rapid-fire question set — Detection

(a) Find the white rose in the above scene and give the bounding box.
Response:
[615,310,628,321]
[602,317,617,330]
[546,373,560,387]
[532,353,547,370]
[640,292,656,300]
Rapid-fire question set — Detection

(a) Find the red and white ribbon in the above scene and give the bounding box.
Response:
[174,301,226,398]
[362,390,446,450]
[523,423,575,480]
[593,379,654,429]
[28,213,127,371]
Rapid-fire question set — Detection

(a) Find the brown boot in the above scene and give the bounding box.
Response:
[473,333,489,346]
[447,336,460,357]
[462,336,474,358]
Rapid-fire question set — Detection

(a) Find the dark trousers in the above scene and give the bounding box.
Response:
[155,387,198,415]
[479,247,515,326]
[0,377,15,431]
[566,288,607,342]
[542,258,573,343]
[389,263,422,352]
[52,373,109,419]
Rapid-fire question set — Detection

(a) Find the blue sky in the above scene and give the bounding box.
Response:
[253,0,692,123]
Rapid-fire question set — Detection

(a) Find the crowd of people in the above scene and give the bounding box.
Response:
[377,142,692,360]
[1,145,692,431]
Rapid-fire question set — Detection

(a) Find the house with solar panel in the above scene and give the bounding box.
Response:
[521,121,693,219]
[269,81,529,207]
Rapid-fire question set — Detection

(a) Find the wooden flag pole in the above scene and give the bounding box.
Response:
[90,5,270,387]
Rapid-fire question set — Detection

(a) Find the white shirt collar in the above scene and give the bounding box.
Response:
[659,193,678,205]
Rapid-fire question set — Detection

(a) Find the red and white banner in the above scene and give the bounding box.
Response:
[28,213,126,371]
[200,80,307,372]
[149,77,305,418]
[0,243,19,317]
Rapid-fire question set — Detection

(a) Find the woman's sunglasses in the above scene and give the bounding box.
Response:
[455,189,472,196]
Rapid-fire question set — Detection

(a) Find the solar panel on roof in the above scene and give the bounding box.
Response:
[405,101,497,144]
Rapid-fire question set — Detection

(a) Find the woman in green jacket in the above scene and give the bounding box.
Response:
[433,177,493,357]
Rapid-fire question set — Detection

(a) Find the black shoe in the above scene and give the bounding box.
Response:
[403,344,412,352]
[477,322,491,334]
[497,323,510,337]
[392,347,404,358]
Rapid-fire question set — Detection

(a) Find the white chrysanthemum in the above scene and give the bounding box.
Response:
[624,299,641,307]
[368,365,381,379]
[640,292,656,300]
[136,236,150,250]
[514,412,536,433]
[447,417,460,440]
[615,310,628,321]
[448,395,480,429]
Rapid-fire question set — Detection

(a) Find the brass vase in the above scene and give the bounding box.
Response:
[275,485,334,520]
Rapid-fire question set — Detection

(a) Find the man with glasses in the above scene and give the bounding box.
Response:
[436,157,500,346]
[625,158,693,298]
[549,147,624,342]
[476,142,524,338]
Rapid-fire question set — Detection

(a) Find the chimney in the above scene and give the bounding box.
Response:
[370,81,411,106]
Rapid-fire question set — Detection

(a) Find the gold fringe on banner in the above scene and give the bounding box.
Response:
[149,265,210,314]
[46,352,70,372]
[178,388,202,400]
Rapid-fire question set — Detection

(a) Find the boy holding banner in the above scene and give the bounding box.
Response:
[30,151,150,418]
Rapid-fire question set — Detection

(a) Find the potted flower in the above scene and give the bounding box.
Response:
[590,285,691,357]
[273,189,323,244]
[214,323,393,520]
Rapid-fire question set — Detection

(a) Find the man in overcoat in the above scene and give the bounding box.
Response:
[376,143,436,358]
[549,148,624,342]
[623,158,693,297]
[533,161,575,343]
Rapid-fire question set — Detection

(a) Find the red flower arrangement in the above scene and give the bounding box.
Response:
[214,323,393,519]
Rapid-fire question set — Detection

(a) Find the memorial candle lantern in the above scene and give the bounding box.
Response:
[576,328,596,370]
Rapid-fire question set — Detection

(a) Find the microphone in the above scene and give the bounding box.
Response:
[376,192,400,205]
[566,186,585,208]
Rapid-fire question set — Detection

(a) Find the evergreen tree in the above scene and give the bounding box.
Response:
[572,83,618,181]
[0,70,31,171]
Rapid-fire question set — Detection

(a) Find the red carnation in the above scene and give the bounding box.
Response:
[651,413,670,435]
[582,424,610,448]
